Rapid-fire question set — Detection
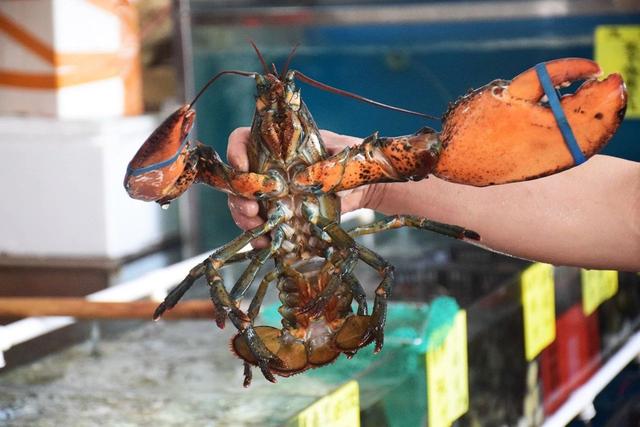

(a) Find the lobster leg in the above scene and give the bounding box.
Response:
[348,215,479,241]
[153,262,206,321]
[235,269,280,388]
[336,217,481,352]
[206,260,284,384]
[292,127,440,194]
[206,262,249,329]
[210,201,290,271]
[304,205,392,353]
[352,244,394,353]
[248,269,280,321]
[229,227,284,305]
[209,228,286,384]
[125,142,286,204]
[153,248,260,321]
[206,221,285,328]
[336,218,483,352]
[196,145,287,199]
[344,273,368,316]
[154,203,288,321]
[229,248,273,300]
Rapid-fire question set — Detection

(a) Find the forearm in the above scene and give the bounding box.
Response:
[373,155,640,271]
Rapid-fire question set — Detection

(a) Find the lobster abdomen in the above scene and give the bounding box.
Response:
[231,258,360,376]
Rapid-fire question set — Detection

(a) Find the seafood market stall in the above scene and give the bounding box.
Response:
[1,1,639,426]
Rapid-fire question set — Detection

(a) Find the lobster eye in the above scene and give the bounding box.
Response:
[284,70,295,82]
[255,75,269,92]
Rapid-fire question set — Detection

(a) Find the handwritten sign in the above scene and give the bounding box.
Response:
[297,380,360,427]
[521,263,556,361]
[595,25,640,118]
[582,269,618,315]
[426,310,469,427]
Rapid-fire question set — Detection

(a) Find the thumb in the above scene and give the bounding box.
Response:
[227,127,251,171]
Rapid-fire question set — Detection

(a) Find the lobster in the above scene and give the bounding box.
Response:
[124,45,626,386]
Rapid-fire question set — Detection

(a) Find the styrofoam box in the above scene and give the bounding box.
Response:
[0,0,142,118]
[0,115,179,258]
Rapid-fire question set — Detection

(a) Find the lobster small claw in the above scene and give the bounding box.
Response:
[124,105,196,201]
[507,57,603,101]
[434,58,627,186]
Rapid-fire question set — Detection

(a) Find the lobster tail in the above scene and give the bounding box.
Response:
[231,325,340,377]
[333,315,375,351]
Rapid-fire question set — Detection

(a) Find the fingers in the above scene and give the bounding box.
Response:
[228,194,259,218]
[228,195,259,231]
[319,130,362,155]
[227,128,269,248]
[226,128,259,221]
[227,127,252,171]
[228,195,270,249]
[228,128,360,163]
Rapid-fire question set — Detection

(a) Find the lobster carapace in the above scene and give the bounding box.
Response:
[124,46,626,386]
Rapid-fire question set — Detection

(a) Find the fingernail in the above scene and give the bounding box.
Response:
[237,200,252,215]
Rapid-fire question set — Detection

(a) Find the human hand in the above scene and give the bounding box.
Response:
[226,127,390,248]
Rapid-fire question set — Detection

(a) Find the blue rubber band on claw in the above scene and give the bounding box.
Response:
[126,137,190,177]
[535,62,586,165]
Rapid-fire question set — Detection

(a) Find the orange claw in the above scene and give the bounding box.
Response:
[434,58,627,186]
[124,105,195,201]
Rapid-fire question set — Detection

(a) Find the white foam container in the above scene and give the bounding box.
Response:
[0,114,179,258]
[0,0,142,118]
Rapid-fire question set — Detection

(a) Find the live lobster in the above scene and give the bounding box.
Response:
[124,45,626,386]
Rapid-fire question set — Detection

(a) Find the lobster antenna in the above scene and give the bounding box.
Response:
[294,71,440,120]
[249,40,270,75]
[188,70,256,108]
[280,43,300,78]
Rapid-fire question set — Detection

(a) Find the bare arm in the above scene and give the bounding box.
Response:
[367,155,640,271]
[228,128,640,271]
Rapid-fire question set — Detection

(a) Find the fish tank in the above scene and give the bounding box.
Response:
[1,3,639,426]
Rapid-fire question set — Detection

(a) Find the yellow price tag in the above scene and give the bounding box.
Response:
[297,380,360,427]
[582,269,618,315]
[521,263,556,361]
[595,25,640,118]
[426,310,469,427]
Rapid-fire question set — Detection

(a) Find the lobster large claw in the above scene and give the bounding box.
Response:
[433,58,627,186]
